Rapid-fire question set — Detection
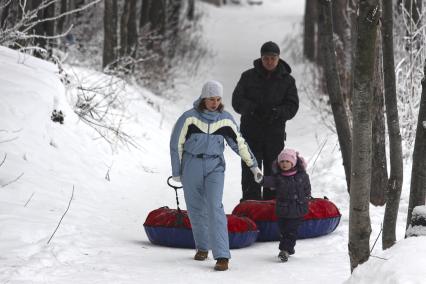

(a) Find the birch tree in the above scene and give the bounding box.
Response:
[103,0,118,68]
[303,0,317,62]
[381,0,404,249]
[318,0,352,192]
[406,61,426,231]
[348,0,380,272]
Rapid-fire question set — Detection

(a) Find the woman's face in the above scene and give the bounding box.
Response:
[278,160,293,171]
[204,96,222,111]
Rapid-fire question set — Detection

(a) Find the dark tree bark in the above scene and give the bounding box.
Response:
[120,0,138,57]
[370,29,387,207]
[57,0,68,34]
[303,0,317,62]
[103,0,118,68]
[120,0,130,56]
[347,0,359,106]
[140,0,151,28]
[0,0,11,28]
[187,0,195,20]
[316,2,324,68]
[406,61,426,231]
[332,0,347,45]
[349,0,379,272]
[28,0,55,57]
[149,0,166,35]
[167,0,183,58]
[127,0,138,56]
[381,0,404,249]
[318,0,352,192]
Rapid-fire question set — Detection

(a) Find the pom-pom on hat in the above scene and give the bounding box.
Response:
[200,80,223,99]
[260,41,280,56]
[278,148,297,167]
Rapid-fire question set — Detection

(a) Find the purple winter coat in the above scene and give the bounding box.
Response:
[262,159,311,218]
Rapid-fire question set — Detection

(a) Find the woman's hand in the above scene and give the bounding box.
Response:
[172,176,181,183]
[250,167,263,183]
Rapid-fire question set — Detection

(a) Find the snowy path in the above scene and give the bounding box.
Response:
[0,1,381,283]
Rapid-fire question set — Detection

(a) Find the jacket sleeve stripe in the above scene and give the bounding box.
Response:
[210,119,256,168]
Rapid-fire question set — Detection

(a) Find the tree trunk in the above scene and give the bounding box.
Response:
[303,0,317,62]
[28,0,55,57]
[370,29,387,207]
[187,0,195,20]
[120,0,138,57]
[316,2,324,68]
[127,0,138,57]
[1,1,21,47]
[120,0,130,56]
[0,1,11,28]
[381,0,404,249]
[140,0,151,28]
[57,0,68,34]
[347,0,359,107]
[349,0,379,272]
[406,61,426,231]
[103,0,118,68]
[167,0,183,58]
[149,0,166,35]
[332,0,346,46]
[318,0,352,192]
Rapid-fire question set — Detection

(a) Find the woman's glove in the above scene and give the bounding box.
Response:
[172,176,181,183]
[250,167,263,183]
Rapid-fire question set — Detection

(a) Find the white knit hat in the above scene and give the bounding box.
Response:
[200,80,223,99]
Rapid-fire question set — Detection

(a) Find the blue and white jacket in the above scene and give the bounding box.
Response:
[170,98,258,177]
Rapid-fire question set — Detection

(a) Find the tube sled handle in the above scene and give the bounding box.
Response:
[167,176,182,211]
[167,176,183,189]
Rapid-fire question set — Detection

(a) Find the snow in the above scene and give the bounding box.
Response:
[1,0,425,283]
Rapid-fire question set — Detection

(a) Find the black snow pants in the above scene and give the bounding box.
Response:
[278,217,303,254]
[240,131,284,201]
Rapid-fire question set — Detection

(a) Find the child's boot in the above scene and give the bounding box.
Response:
[278,250,289,262]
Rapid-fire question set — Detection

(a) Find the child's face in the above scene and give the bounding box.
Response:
[279,160,293,171]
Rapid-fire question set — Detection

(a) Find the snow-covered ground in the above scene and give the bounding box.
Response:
[1,1,425,283]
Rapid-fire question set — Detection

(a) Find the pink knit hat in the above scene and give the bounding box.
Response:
[277,148,297,167]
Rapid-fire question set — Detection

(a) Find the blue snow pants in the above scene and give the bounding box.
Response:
[181,153,231,260]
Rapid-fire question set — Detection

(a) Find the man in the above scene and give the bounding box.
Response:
[232,41,299,201]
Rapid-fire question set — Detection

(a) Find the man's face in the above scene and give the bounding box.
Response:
[261,54,279,71]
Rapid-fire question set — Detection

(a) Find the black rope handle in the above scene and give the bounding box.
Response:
[167,176,183,211]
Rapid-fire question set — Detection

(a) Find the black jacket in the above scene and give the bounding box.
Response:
[263,159,311,218]
[232,58,299,139]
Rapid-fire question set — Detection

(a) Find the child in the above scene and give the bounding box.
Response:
[261,148,311,262]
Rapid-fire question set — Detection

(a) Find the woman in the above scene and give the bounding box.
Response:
[170,80,262,271]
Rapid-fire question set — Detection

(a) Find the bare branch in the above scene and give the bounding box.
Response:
[24,192,35,207]
[0,136,19,143]
[21,0,101,33]
[0,153,6,168]
[0,0,12,10]
[19,24,73,41]
[1,172,24,188]
[47,185,74,244]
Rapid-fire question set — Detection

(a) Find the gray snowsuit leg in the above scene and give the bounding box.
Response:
[182,155,231,260]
